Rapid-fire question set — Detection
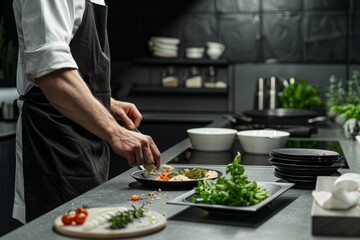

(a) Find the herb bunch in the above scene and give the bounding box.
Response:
[108,205,145,229]
[326,71,360,120]
[192,152,269,206]
[279,77,324,110]
[326,71,360,108]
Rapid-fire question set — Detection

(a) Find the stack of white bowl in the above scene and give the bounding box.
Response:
[185,47,205,59]
[148,37,180,58]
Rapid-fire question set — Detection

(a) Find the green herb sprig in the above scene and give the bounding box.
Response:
[108,205,145,229]
[192,152,269,206]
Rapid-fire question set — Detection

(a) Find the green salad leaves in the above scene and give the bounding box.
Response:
[192,152,269,206]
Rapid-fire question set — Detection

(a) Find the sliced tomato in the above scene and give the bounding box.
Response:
[131,195,141,201]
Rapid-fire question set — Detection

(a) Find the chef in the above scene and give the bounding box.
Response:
[12,0,161,223]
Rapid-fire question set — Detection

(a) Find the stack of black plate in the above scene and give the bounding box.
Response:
[269,148,345,187]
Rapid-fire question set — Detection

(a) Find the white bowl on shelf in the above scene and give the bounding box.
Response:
[185,47,205,59]
[187,128,237,152]
[150,37,180,45]
[206,41,225,60]
[237,129,290,155]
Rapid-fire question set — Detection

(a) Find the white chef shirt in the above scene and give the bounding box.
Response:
[13,0,105,95]
[12,0,105,224]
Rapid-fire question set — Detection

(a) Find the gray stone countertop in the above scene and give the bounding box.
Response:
[0,121,16,138]
[2,116,360,240]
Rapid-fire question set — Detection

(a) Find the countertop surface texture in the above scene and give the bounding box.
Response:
[0,121,16,138]
[1,115,360,240]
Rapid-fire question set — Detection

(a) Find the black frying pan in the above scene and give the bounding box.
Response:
[236,108,327,126]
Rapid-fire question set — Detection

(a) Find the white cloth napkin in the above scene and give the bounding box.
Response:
[312,173,360,210]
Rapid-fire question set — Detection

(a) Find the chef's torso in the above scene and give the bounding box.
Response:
[13,0,105,95]
[12,0,110,224]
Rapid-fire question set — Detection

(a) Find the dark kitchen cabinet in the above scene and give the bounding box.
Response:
[0,135,22,236]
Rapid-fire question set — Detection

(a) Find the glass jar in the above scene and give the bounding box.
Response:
[161,66,179,88]
[184,66,202,88]
[204,66,216,88]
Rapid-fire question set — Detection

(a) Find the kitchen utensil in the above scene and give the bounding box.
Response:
[131,167,222,189]
[187,127,237,152]
[237,108,327,126]
[237,129,289,155]
[255,76,288,110]
[167,181,294,212]
[54,207,167,239]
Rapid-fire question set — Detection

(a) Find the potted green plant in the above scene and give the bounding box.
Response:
[279,77,324,110]
[326,71,360,124]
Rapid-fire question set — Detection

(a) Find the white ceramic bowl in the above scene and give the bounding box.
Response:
[150,37,180,45]
[237,130,290,155]
[187,128,237,152]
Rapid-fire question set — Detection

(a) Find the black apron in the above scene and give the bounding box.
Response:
[21,0,111,222]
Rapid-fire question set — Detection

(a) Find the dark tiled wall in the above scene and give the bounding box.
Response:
[107,0,356,64]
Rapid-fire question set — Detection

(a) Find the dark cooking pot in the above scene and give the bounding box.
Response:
[235,108,327,126]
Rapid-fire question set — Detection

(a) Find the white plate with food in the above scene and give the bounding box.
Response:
[131,165,222,189]
[167,181,294,212]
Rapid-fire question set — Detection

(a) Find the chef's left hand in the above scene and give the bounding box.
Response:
[110,98,142,130]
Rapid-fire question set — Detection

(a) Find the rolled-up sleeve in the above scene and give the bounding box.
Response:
[19,0,83,78]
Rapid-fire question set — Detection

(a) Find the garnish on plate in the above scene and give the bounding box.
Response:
[153,164,218,182]
[109,205,145,229]
[61,206,89,226]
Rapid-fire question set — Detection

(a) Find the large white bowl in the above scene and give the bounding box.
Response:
[237,129,290,155]
[187,128,237,152]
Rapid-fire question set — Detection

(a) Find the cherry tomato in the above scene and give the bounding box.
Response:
[131,195,141,201]
[61,214,75,225]
[74,212,87,225]
[75,207,88,217]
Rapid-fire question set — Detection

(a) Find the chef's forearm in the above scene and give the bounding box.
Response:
[35,68,119,144]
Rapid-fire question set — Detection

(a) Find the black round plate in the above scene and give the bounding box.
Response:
[269,158,344,176]
[270,148,340,160]
[273,169,317,186]
[268,156,339,166]
[131,168,223,189]
[274,168,317,180]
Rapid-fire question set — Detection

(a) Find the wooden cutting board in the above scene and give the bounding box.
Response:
[54,207,167,239]
[311,176,360,237]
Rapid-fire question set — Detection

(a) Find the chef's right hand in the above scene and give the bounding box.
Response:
[108,128,161,169]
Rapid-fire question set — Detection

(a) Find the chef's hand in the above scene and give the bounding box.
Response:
[109,98,160,169]
[110,98,142,129]
[109,127,161,169]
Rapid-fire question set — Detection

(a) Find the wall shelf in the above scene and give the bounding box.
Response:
[132,57,229,66]
[131,84,228,95]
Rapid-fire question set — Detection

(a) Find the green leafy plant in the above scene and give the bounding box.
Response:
[326,71,360,120]
[192,152,269,206]
[0,18,17,80]
[279,77,324,110]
